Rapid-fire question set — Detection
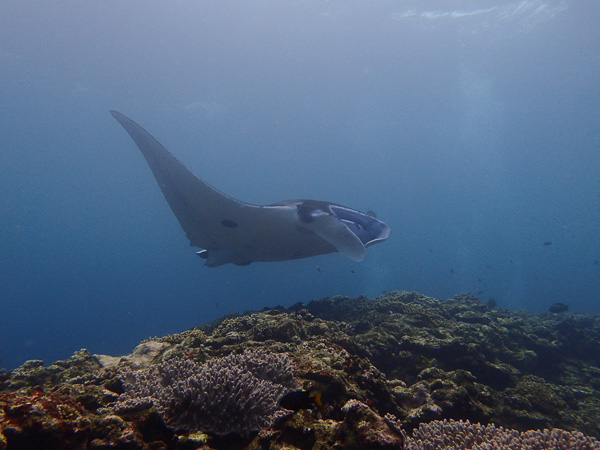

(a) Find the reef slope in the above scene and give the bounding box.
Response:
[1,291,599,449]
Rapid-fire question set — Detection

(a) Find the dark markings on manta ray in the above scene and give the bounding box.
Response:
[221,220,238,228]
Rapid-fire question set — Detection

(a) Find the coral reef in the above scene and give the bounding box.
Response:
[0,290,599,449]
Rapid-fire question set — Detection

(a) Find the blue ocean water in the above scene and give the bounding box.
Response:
[0,1,598,370]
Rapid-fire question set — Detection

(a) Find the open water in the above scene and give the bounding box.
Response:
[1,1,598,370]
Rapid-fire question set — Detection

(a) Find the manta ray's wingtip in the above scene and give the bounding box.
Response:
[109,110,126,121]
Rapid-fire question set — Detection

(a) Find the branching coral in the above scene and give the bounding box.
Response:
[405,419,600,449]
[114,350,296,436]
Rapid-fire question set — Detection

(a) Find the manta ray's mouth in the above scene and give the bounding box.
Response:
[329,205,391,247]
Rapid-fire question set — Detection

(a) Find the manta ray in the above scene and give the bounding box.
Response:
[111,111,390,267]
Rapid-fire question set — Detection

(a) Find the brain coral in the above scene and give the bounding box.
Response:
[114,350,296,436]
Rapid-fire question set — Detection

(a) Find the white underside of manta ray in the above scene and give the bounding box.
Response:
[110,111,390,267]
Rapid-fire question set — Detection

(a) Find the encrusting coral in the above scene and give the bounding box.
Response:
[115,350,297,436]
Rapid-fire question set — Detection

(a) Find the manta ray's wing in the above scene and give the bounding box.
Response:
[110,111,259,253]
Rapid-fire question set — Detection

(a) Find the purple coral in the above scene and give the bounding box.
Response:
[405,419,600,449]
[114,350,296,436]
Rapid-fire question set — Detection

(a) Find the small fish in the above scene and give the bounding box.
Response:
[417,355,437,369]
[486,265,492,269]
[477,290,484,295]
[350,269,355,273]
[543,241,552,246]
[428,249,434,253]
[279,389,322,411]
[450,269,454,274]
[594,260,599,266]
[487,297,497,309]
[316,265,321,273]
[549,302,568,313]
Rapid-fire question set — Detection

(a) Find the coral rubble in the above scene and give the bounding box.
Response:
[0,290,599,449]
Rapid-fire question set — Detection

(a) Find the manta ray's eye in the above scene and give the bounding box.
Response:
[221,219,238,228]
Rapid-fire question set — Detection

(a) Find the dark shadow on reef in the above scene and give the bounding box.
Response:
[1,291,599,449]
